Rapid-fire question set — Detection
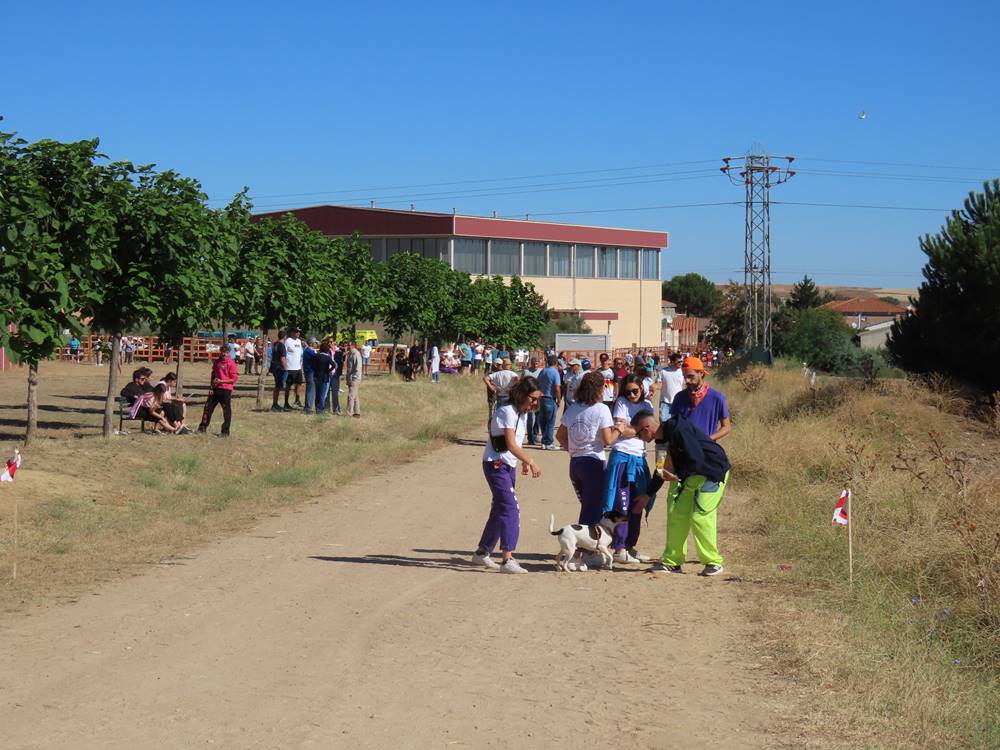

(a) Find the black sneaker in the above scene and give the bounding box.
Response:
[270,405,283,413]
[700,564,724,577]
[654,563,683,574]
[283,405,293,412]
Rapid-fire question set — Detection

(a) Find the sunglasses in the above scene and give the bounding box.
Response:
[625,388,641,396]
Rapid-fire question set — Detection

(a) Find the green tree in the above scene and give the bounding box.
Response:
[539,313,591,347]
[0,134,118,444]
[152,177,243,399]
[661,273,721,316]
[333,234,391,335]
[232,214,318,408]
[787,275,834,310]
[888,180,1000,390]
[382,252,448,343]
[86,165,228,436]
[704,282,745,351]
[774,307,857,373]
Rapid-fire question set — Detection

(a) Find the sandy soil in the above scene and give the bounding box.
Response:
[0,435,797,749]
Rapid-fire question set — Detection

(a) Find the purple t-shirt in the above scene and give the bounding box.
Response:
[670,387,729,437]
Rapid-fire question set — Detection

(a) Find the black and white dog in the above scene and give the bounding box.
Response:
[549,512,625,572]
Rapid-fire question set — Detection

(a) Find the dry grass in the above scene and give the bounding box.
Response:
[0,362,484,615]
[722,361,1000,749]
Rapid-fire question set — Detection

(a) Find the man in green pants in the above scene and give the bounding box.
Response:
[629,390,732,577]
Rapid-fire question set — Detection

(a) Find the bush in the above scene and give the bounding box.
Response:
[774,307,858,374]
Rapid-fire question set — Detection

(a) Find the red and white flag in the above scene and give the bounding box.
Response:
[832,488,850,526]
[1,448,21,482]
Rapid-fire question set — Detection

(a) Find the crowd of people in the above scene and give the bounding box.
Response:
[472,351,732,576]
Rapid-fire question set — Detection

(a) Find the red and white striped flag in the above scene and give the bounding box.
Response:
[1,448,21,482]
[832,488,850,526]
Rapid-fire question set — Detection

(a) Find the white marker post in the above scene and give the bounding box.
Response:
[847,489,854,590]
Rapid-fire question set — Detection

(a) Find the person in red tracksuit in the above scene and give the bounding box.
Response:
[198,346,239,437]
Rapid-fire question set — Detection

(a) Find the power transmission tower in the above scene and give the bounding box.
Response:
[721,150,795,357]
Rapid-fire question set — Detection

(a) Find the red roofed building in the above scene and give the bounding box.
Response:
[255,205,668,348]
[822,296,909,329]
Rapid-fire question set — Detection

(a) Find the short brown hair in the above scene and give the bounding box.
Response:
[574,371,605,406]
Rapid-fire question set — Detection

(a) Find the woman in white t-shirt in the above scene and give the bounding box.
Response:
[557,371,617,544]
[472,376,543,574]
[604,373,657,565]
[429,344,441,383]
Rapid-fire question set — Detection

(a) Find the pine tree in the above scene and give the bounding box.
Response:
[788,275,833,310]
[887,180,1000,390]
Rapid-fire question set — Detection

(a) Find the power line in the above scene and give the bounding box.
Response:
[500,201,743,218]
[250,172,721,210]
[772,200,949,212]
[796,168,986,184]
[207,158,719,204]
[797,156,1000,172]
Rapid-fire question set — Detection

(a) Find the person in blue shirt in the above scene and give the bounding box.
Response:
[459,341,473,375]
[302,337,318,413]
[536,355,563,450]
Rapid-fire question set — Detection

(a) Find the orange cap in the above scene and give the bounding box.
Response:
[682,356,705,372]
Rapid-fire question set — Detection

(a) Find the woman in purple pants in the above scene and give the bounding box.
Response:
[556,370,618,571]
[472,376,543,574]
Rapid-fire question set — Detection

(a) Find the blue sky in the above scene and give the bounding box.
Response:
[5,1,998,287]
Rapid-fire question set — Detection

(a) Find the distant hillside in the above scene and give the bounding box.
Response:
[718,283,918,303]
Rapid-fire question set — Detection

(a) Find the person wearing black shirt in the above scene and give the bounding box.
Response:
[269,330,287,413]
[313,340,335,414]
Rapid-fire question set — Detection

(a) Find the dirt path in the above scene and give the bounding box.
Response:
[0,437,795,749]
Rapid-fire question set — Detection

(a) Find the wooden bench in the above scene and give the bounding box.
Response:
[117,397,159,434]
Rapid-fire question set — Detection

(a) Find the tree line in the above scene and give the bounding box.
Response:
[0,133,549,443]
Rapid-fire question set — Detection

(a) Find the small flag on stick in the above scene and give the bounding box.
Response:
[1,447,20,482]
[832,488,850,525]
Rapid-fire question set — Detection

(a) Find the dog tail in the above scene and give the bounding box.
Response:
[549,513,560,536]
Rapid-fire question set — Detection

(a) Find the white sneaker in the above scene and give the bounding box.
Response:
[566,559,588,572]
[613,549,640,564]
[471,552,500,570]
[499,558,528,574]
[627,547,651,562]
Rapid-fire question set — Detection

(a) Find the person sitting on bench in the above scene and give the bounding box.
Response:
[121,367,176,433]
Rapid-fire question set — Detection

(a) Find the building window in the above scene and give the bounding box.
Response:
[597,247,616,278]
[575,244,594,277]
[490,239,520,276]
[619,247,638,279]
[641,249,659,279]
[363,237,385,262]
[549,243,571,276]
[523,242,546,276]
[454,238,486,275]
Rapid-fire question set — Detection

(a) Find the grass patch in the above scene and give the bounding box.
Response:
[722,362,1000,748]
[261,467,311,488]
[169,452,204,475]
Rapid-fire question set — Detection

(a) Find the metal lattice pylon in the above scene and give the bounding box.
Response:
[722,150,795,354]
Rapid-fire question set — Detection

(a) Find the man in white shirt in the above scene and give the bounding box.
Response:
[657,352,685,422]
[361,342,373,376]
[242,339,256,376]
[283,327,305,410]
[485,358,518,411]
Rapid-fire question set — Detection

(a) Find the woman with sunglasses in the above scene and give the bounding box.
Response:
[472,376,543,574]
[603,373,656,564]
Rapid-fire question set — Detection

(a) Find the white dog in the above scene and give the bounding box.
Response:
[549,514,619,572]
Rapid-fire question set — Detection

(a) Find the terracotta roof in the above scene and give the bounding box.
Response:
[823,296,907,316]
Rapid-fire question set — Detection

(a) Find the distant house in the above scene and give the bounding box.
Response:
[667,314,711,349]
[822,296,908,330]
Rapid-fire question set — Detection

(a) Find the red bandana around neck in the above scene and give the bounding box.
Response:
[689,383,709,407]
